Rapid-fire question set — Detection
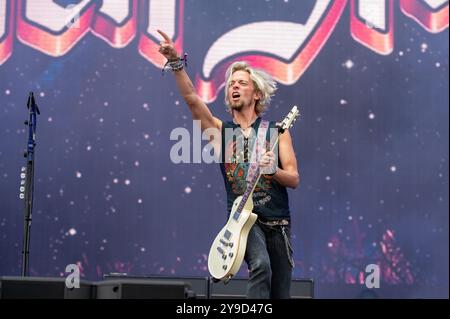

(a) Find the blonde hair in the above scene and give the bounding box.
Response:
[224,61,277,116]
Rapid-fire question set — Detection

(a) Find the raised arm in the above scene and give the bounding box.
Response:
[157,30,221,132]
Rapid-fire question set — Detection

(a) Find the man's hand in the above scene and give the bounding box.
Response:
[259,151,277,175]
[157,29,179,60]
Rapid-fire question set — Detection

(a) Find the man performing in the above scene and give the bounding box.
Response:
[157,29,300,299]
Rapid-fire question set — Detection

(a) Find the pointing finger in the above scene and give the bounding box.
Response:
[157,29,171,42]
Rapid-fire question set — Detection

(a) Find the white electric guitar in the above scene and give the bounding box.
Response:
[208,106,300,282]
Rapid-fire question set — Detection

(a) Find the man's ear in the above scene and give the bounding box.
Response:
[254,90,262,102]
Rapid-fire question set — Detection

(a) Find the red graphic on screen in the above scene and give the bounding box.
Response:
[0,0,447,105]
[16,0,97,57]
[0,0,14,64]
[91,0,138,48]
[350,0,394,55]
[195,0,348,103]
[400,0,449,33]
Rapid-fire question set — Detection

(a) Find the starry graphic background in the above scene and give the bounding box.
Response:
[0,1,448,298]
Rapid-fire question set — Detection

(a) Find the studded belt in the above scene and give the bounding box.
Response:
[258,219,290,226]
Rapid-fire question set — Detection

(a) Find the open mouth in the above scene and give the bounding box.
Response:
[231,92,240,100]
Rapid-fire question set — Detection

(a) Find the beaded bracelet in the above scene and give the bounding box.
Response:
[162,53,188,75]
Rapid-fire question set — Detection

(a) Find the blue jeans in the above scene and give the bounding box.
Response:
[244,220,294,299]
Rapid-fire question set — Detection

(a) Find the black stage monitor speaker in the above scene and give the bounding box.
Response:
[210,277,314,299]
[0,276,94,299]
[104,274,208,298]
[96,278,194,299]
[291,278,315,299]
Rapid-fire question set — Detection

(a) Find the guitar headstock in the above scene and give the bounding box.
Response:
[278,106,300,132]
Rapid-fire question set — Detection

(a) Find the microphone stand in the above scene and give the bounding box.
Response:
[21,92,40,277]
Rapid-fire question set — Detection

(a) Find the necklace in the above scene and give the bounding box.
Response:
[240,126,252,138]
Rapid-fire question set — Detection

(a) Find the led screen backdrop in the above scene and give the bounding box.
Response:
[0,0,448,298]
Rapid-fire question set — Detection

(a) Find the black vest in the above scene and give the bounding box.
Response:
[219,117,290,220]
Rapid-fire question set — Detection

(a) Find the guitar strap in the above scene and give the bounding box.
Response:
[246,120,269,182]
